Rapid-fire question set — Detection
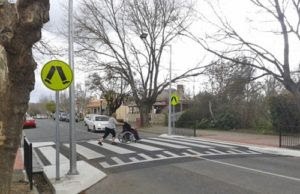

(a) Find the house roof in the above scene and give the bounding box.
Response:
[86,99,104,108]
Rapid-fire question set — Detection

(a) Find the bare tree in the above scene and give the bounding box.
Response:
[87,69,130,115]
[189,0,300,99]
[74,0,204,126]
[0,0,49,192]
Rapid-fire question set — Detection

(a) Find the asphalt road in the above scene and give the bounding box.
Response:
[24,119,300,194]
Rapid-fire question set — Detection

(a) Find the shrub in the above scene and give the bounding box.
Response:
[214,110,240,130]
[268,94,300,133]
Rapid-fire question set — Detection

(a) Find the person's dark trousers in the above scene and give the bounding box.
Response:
[103,127,116,139]
[130,129,140,140]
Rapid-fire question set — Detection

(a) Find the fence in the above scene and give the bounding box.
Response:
[23,136,33,190]
[172,120,198,137]
[279,124,300,149]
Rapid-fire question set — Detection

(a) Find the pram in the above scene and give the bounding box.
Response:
[118,122,140,143]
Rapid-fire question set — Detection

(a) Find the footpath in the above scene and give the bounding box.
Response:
[12,126,300,193]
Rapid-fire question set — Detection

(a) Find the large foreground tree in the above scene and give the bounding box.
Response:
[75,0,204,126]
[0,0,49,192]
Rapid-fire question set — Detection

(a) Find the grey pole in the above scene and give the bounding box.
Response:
[168,45,172,135]
[68,0,78,175]
[55,91,60,180]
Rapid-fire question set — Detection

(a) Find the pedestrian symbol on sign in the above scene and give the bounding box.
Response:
[171,94,179,106]
[44,66,70,85]
[41,60,73,91]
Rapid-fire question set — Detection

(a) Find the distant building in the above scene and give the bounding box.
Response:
[85,98,107,115]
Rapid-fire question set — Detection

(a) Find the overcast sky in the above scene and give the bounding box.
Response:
[29,0,297,103]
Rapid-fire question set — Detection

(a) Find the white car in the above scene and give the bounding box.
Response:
[84,114,97,126]
[86,114,110,132]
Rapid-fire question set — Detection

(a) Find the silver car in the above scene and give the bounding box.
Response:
[86,114,110,132]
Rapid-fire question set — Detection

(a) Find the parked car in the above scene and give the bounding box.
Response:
[59,112,68,121]
[65,113,79,122]
[23,115,36,128]
[85,114,109,132]
[84,114,97,126]
[35,114,48,119]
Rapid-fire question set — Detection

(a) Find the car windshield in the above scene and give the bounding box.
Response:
[95,116,109,121]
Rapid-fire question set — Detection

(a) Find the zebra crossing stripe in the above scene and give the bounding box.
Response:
[209,149,227,154]
[187,149,203,155]
[38,146,69,165]
[167,137,236,148]
[138,153,153,160]
[245,150,259,154]
[99,162,111,168]
[129,157,140,162]
[151,137,212,148]
[111,157,125,165]
[156,154,167,158]
[140,139,189,149]
[227,150,238,154]
[64,143,104,159]
[125,142,163,151]
[182,152,193,156]
[163,151,180,157]
[88,140,135,154]
[231,148,247,154]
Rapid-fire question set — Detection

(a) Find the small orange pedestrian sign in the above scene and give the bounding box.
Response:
[41,60,73,91]
[171,93,179,106]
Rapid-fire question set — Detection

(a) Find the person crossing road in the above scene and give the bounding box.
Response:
[98,113,123,145]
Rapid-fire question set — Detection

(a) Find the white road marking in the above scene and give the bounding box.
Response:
[111,157,125,165]
[64,143,104,159]
[167,136,236,148]
[138,153,153,160]
[151,137,212,148]
[140,139,189,149]
[129,157,140,162]
[125,142,163,151]
[231,148,247,154]
[195,156,300,182]
[187,149,203,155]
[163,151,180,157]
[99,162,110,168]
[182,152,193,156]
[204,151,214,154]
[88,140,135,154]
[156,154,168,158]
[209,149,227,154]
[38,146,69,165]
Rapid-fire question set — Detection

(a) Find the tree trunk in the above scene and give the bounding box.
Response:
[139,104,152,127]
[0,1,49,193]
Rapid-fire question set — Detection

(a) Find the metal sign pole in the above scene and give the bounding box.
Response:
[68,0,78,175]
[55,91,60,180]
[168,45,172,135]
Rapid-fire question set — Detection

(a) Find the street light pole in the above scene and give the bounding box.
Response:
[168,45,172,135]
[68,0,78,175]
[140,32,172,134]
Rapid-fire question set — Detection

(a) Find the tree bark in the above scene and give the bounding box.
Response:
[0,1,49,193]
[139,103,152,127]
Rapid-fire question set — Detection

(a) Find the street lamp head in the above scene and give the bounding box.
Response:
[140,32,148,39]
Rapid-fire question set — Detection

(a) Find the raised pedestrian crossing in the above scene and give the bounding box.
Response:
[33,136,261,170]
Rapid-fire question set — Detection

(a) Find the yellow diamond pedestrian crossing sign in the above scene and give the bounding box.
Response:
[171,93,179,106]
[41,60,73,91]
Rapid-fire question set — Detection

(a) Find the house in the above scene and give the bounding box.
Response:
[85,98,107,115]
[119,84,191,125]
